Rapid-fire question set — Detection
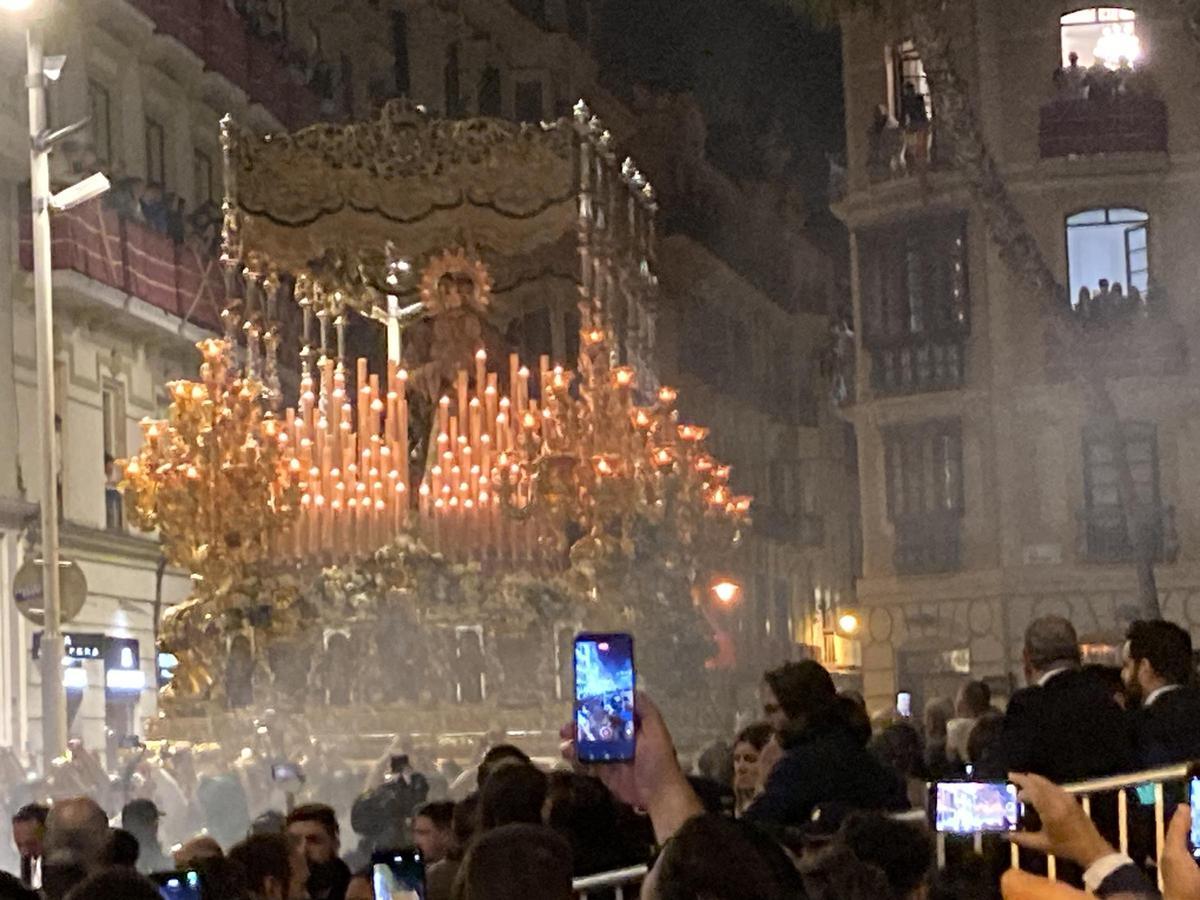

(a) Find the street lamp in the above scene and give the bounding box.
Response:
[836,611,861,636]
[710,576,742,608]
[11,1,110,771]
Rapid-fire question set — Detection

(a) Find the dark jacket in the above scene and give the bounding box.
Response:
[1131,685,1200,768]
[1095,861,1159,898]
[981,669,1135,782]
[743,721,905,827]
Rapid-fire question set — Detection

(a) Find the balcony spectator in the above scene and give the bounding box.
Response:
[868,105,905,179]
[900,81,930,167]
[140,184,169,234]
[167,196,186,244]
[104,454,122,531]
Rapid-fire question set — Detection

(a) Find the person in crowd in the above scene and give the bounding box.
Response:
[140,183,169,233]
[451,823,573,900]
[252,810,287,835]
[426,795,477,900]
[478,761,548,831]
[411,801,455,866]
[196,772,252,849]
[1083,664,1127,711]
[948,680,992,765]
[1122,619,1200,766]
[694,740,733,789]
[731,722,773,817]
[746,660,904,826]
[966,709,1005,773]
[103,828,141,869]
[801,843,895,900]
[544,771,636,881]
[62,867,161,900]
[42,796,110,899]
[351,752,429,853]
[0,871,38,900]
[870,721,929,810]
[286,803,350,900]
[121,799,172,874]
[838,691,873,747]
[837,812,934,900]
[228,832,309,900]
[10,803,46,889]
[923,697,956,778]
[174,835,223,868]
[980,616,1133,783]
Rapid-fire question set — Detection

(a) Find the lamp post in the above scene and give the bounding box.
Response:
[8,0,109,770]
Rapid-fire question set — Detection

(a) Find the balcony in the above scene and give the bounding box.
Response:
[893,511,962,575]
[1077,505,1178,565]
[126,0,329,129]
[866,118,954,185]
[1039,95,1167,159]
[753,506,824,547]
[868,331,966,396]
[19,201,227,334]
[1044,293,1187,382]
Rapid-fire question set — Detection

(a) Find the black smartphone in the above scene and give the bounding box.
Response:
[371,847,425,900]
[151,869,204,900]
[1189,776,1200,860]
[930,781,1021,834]
[573,632,635,764]
[389,753,410,775]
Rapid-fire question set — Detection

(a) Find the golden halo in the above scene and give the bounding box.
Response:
[419,249,493,315]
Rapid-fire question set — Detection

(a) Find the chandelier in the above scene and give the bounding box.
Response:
[119,337,301,589]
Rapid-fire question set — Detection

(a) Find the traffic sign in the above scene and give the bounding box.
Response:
[13,558,88,625]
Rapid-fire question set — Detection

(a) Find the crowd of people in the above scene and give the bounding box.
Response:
[3,614,1200,899]
[1052,51,1158,104]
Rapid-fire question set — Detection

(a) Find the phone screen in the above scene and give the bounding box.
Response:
[372,848,425,900]
[1189,778,1200,859]
[896,691,912,718]
[152,869,203,900]
[271,762,302,782]
[574,632,635,763]
[932,781,1020,834]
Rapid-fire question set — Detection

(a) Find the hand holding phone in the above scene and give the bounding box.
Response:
[896,691,912,718]
[271,761,304,784]
[371,848,425,900]
[573,633,635,764]
[151,869,204,900]
[1007,772,1114,869]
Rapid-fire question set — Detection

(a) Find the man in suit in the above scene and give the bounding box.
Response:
[1122,619,1200,767]
[983,616,1134,783]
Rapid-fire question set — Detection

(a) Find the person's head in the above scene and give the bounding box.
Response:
[479,762,548,831]
[451,793,480,857]
[1022,616,1080,682]
[645,813,803,900]
[11,803,47,859]
[923,697,953,742]
[452,823,572,900]
[838,812,934,900]
[412,801,455,864]
[62,867,160,900]
[954,680,991,719]
[174,835,223,868]
[800,844,894,900]
[121,799,161,841]
[103,828,141,868]
[1123,619,1194,706]
[285,804,339,865]
[870,722,925,780]
[544,772,626,876]
[477,744,531,790]
[344,872,372,900]
[761,660,837,732]
[966,710,1005,767]
[1083,663,1127,710]
[1069,51,1079,65]
[44,796,110,873]
[251,810,286,836]
[732,723,773,793]
[695,741,733,787]
[228,832,301,900]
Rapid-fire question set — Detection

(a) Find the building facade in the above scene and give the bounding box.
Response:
[836,0,1200,711]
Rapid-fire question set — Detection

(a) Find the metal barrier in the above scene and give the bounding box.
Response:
[572,864,648,899]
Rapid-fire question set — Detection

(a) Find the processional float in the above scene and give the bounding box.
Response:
[120,100,750,718]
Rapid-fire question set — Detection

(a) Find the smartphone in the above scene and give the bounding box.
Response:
[930,781,1021,834]
[389,754,410,775]
[151,869,204,900]
[1189,777,1200,860]
[896,691,912,718]
[271,761,303,783]
[371,847,425,900]
[573,632,635,764]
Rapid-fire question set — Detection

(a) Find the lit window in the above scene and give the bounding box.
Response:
[1066,208,1149,305]
[1060,8,1140,69]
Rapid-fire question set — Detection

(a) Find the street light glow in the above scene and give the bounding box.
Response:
[838,612,861,635]
[711,578,741,606]
[0,0,35,11]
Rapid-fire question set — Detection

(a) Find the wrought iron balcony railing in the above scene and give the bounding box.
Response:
[753,506,824,547]
[868,331,967,396]
[1039,95,1167,158]
[1077,505,1178,565]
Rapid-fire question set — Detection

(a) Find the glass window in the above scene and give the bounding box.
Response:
[392,10,410,96]
[478,66,502,117]
[1060,8,1140,68]
[88,80,112,165]
[515,80,545,124]
[1066,207,1150,303]
[885,420,963,521]
[193,150,214,205]
[890,40,931,123]
[445,42,464,118]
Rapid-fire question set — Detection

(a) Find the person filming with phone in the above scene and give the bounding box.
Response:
[351,752,429,855]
